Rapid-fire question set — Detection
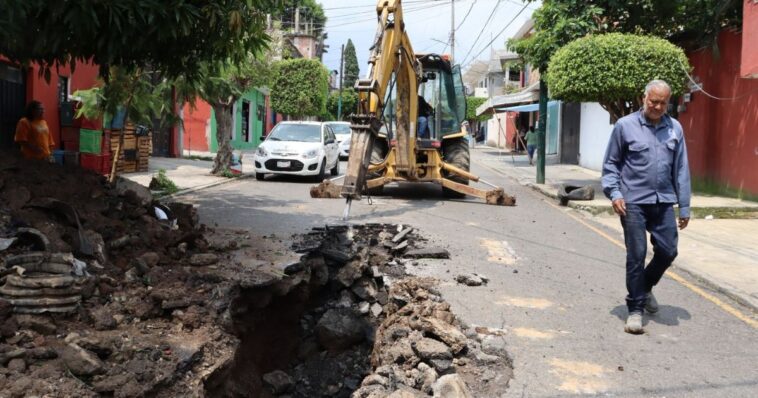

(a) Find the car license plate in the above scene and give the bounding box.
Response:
[277,161,291,168]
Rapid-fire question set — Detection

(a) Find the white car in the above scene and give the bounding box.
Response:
[324,121,352,159]
[254,121,340,181]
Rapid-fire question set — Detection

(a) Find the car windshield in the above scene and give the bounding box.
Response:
[267,124,321,142]
[327,123,351,136]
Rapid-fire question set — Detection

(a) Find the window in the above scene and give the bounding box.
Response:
[58,76,69,104]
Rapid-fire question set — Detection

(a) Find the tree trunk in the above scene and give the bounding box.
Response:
[211,102,234,175]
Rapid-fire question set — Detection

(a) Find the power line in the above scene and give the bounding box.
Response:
[459,0,502,66]
[324,2,450,29]
[461,2,529,69]
[455,0,477,31]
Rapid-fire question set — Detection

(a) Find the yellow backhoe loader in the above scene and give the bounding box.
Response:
[311,0,516,217]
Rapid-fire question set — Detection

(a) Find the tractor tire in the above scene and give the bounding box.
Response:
[365,137,389,196]
[442,137,470,198]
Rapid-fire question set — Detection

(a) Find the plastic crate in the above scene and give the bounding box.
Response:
[52,150,65,165]
[79,128,103,154]
[80,153,111,174]
[63,140,79,151]
[63,151,79,166]
[61,127,80,142]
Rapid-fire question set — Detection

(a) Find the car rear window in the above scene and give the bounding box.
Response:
[267,124,321,142]
[327,123,351,136]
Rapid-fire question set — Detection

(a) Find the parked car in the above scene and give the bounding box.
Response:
[254,121,340,181]
[324,121,352,159]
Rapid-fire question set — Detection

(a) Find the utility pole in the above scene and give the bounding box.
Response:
[450,0,455,62]
[338,44,345,120]
[536,79,547,184]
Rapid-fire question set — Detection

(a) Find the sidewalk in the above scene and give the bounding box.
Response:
[473,146,758,312]
[123,154,256,196]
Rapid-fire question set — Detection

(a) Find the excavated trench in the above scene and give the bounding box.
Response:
[204,224,514,397]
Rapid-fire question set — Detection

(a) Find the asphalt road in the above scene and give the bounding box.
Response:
[182,153,758,398]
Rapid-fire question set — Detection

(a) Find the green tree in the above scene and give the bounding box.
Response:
[465,97,489,123]
[326,89,359,120]
[547,34,690,122]
[343,39,360,89]
[271,59,329,118]
[273,0,327,35]
[0,0,277,81]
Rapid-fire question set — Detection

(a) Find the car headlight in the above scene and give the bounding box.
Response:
[256,147,268,157]
[302,149,320,159]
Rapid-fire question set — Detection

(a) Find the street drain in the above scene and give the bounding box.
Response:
[204,224,513,397]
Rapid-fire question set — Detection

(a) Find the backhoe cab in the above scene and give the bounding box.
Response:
[310,0,515,210]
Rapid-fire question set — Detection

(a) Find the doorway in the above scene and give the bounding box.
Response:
[0,64,26,150]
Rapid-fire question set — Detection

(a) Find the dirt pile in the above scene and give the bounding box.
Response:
[0,153,261,397]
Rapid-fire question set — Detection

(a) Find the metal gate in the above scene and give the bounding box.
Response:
[0,64,26,151]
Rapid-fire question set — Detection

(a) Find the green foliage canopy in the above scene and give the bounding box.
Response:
[508,0,742,72]
[271,59,329,118]
[343,39,360,89]
[465,97,488,122]
[325,89,359,121]
[0,0,278,81]
[547,33,690,121]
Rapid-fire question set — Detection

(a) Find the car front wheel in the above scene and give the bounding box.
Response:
[314,159,326,182]
[256,172,265,181]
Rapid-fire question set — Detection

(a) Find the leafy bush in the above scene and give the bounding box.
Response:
[325,88,359,120]
[149,169,179,195]
[465,97,488,122]
[546,33,690,121]
[271,59,329,118]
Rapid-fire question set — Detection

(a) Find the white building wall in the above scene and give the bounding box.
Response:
[485,113,508,149]
[579,102,614,171]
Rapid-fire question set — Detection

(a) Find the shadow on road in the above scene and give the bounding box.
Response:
[610,304,692,326]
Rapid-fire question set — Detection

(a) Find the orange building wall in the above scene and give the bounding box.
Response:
[182,101,212,153]
[24,61,100,146]
[678,30,758,197]
[741,0,758,78]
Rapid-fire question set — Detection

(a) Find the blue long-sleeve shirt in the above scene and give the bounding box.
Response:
[601,110,692,218]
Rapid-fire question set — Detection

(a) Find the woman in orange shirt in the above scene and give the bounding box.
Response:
[15,100,55,161]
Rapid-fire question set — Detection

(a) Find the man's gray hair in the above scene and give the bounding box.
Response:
[644,79,672,96]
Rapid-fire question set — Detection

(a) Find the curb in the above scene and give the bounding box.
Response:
[164,173,254,199]
[672,264,758,314]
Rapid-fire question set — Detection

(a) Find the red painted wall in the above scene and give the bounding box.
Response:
[23,61,100,146]
[183,100,212,153]
[678,30,758,197]
[741,0,758,78]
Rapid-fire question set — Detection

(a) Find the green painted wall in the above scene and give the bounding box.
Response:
[210,89,265,152]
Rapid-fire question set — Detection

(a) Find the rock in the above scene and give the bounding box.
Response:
[114,177,153,206]
[412,338,452,361]
[15,315,56,335]
[171,339,204,372]
[189,253,218,266]
[473,349,500,364]
[417,362,439,394]
[385,340,418,366]
[315,308,367,351]
[361,374,389,388]
[336,290,356,308]
[336,260,365,287]
[392,227,413,243]
[139,252,160,267]
[93,374,131,393]
[352,277,379,301]
[7,358,25,372]
[358,302,370,314]
[130,257,150,275]
[60,343,106,377]
[388,389,426,398]
[83,230,107,263]
[353,385,389,398]
[454,273,488,287]
[428,359,453,374]
[109,235,131,249]
[321,248,354,264]
[167,202,199,231]
[90,307,116,331]
[480,335,508,356]
[29,347,58,360]
[432,375,473,398]
[392,241,409,252]
[409,317,467,354]
[370,303,383,317]
[404,248,450,259]
[0,348,26,365]
[262,370,294,394]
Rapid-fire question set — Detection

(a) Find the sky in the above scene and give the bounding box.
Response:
[318,0,540,83]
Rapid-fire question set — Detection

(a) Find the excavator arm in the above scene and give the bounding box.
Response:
[342,0,420,199]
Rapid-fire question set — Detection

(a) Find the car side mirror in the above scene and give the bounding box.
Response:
[326,139,335,144]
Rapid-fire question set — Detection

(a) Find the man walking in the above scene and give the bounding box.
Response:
[601,80,691,334]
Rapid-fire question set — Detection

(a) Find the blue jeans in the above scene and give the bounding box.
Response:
[620,203,678,313]
[418,116,429,139]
